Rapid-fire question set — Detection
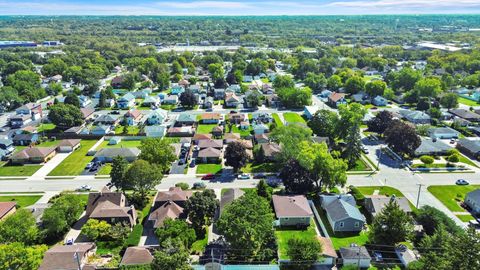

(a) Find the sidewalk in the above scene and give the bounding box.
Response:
[29,153,72,180]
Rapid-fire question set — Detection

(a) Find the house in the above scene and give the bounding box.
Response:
[251,112,272,124]
[120,247,154,266]
[449,109,480,122]
[86,186,137,227]
[80,108,95,120]
[16,102,42,120]
[0,202,16,221]
[124,110,143,126]
[259,142,281,161]
[364,195,412,217]
[94,114,121,126]
[56,139,81,153]
[170,84,185,95]
[22,125,38,134]
[146,109,168,125]
[465,189,480,214]
[225,92,241,107]
[399,110,431,124]
[193,133,213,143]
[144,125,167,138]
[204,97,214,109]
[228,113,246,124]
[220,188,244,215]
[176,113,197,126]
[201,113,221,124]
[320,89,332,98]
[142,95,160,107]
[189,84,201,93]
[240,121,249,130]
[90,125,112,136]
[320,194,366,232]
[339,246,371,269]
[117,93,136,109]
[327,92,347,108]
[9,114,32,128]
[372,95,388,106]
[163,95,179,105]
[457,139,480,159]
[133,89,152,99]
[198,139,223,149]
[272,195,313,227]
[254,133,269,144]
[266,94,280,108]
[109,137,121,145]
[167,126,195,137]
[39,244,97,270]
[214,88,225,99]
[253,124,269,135]
[0,138,15,160]
[304,106,320,120]
[414,138,451,157]
[318,237,338,266]
[11,147,56,164]
[78,95,92,108]
[198,147,222,163]
[212,126,224,137]
[94,148,140,163]
[111,76,124,88]
[428,127,460,139]
[12,133,39,146]
[149,187,192,228]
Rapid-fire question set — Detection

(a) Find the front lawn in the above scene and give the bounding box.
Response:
[242,162,278,173]
[98,164,112,175]
[114,126,140,135]
[37,123,56,133]
[48,140,98,176]
[348,158,371,172]
[197,124,217,134]
[283,112,306,124]
[0,195,42,208]
[275,221,318,260]
[196,163,222,174]
[231,125,252,137]
[0,164,42,176]
[356,186,406,197]
[456,214,475,222]
[272,113,284,127]
[101,140,143,148]
[428,185,480,212]
[458,96,479,106]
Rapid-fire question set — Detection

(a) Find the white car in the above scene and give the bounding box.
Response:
[77,185,92,191]
[237,174,250,180]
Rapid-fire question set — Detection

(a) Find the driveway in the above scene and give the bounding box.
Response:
[29,152,72,180]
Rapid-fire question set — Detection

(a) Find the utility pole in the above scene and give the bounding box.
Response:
[73,250,81,270]
[416,184,424,208]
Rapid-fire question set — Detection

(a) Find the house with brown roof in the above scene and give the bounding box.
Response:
[224,133,241,144]
[167,126,195,137]
[327,92,347,108]
[225,92,241,107]
[272,195,313,227]
[57,139,81,153]
[201,113,221,124]
[80,108,95,120]
[125,109,144,126]
[11,147,56,164]
[39,244,96,270]
[120,247,154,266]
[86,187,137,228]
[0,202,16,221]
[228,113,246,124]
[364,195,412,217]
[198,139,223,149]
[193,133,213,143]
[254,133,270,144]
[198,147,222,163]
[111,76,124,88]
[212,126,224,138]
[318,236,338,266]
[259,142,281,161]
[148,187,192,228]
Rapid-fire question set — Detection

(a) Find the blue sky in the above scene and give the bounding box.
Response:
[1,0,480,15]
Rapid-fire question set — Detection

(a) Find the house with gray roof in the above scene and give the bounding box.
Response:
[340,246,371,268]
[414,138,451,157]
[449,109,480,122]
[457,138,480,159]
[465,189,480,214]
[428,127,460,139]
[320,194,365,232]
[94,147,140,162]
[175,113,197,126]
[220,188,244,215]
[144,126,166,138]
[94,114,121,126]
[399,110,431,124]
[117,92,135,109]
[142,95,160,107]
[272,195,313,227]
[364,195,412,217]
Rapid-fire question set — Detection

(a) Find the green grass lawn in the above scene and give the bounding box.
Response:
[197,124,217,134]
[458,96,479,106]
[0,195,42,208]
[125,195,153,247]
[458,154,479,168]
[231,125,252,137]
[348,158,371,172]
[242,162,278,173]
[35,140,61,148]
[196,163,222,174]
[275,221,318,260]
[100,140,143,148]
[272,113,284,127]
[283,112,306,124]
[0,164,42,176]
[191,230,209,254]
[356,186,405,197]
[456,214,475,222]
[98,164,112,175]
[37,123,56,133]
[428,185,480,212]
[48,140,98,176]
[114,126,140,135]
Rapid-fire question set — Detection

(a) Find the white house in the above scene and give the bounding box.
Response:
[253,124,269,135]
[304,106,320,120]
[340,246,371,268]
[465,189,480,214]
[428,127,460,139]
[372,96,388,107]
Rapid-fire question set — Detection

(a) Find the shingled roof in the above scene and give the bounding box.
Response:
[120,247,154,266]
[272,195,313,218]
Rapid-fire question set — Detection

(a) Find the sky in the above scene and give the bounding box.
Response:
[1,0,480,15]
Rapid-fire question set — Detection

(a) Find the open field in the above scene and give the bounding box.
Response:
[48,140,98,176]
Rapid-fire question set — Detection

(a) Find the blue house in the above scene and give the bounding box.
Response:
[117,93,135,109]
[78,95,92,108]
[146,109,168,125]
[253,124,269,135]
[12,133,39,146]
[304,106,320,120]
[170,85,185,95]
[90,125,112,135]
[372,96,388,106]
[144,126,167,138]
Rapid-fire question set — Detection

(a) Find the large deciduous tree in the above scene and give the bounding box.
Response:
[367,110,394,134]
[155,218,196,249]
[224,141,249,173]
[125,160,162,199]
[270,124,312,163]
[440,93,459,109]
[287,238,323,270]
[152,239,191,270]
[384,120,421,157]
[365,80,387,97]
[344,76,365,94]
[179,89,197,108]
[0,209,38,245]
[184,189,219,235]
[48,104,84,128]
[369,200,413,245]
[110,155,129,192]
[307,109,339,142]
[0,242,48,270]
[139,138,176,172]
[279,159,315,195]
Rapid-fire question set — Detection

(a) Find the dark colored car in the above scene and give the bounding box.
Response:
[193,182,206,189]
[201,174,215,180]
[189,159,196,168]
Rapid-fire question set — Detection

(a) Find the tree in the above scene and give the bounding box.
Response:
[307,109,339,142]
[420,155,434,164]
[64,92,80,107]
[208,63,224,81]
[415,77,443,98]
[216,192,277,262]
[48,103,84,128]
[179,89,197,108]
[42,193,85,241]
[440,93,459,109]
[384,120,421,157]
[344,76,365,94]
[409,225,452,270]
[139,138,176,172]
[46,82,63,95]
[369,200,413,245]
[155,71,170,90]
[0,242,48,270]
[83,78,100,96]
[390,67,422,92]
[224,141,249,173]
[365,80,387,97]
[185,189,219,235]
[110,156,129,192]
[276,87,312,108]
[338,103,366,167]
[270,124,312,163]
[327,75,343,91]
[367,110,394,134]
[125,160,163,199]
[448,228,480,270]
[256,179,272,200]
[304,72,327,91]
[81,219,111,241]
[0,209,38,245]
[42,58,67,77]
[297,142,347,191]
[122,72,139,90]
[273,75,294,89]
[244,90,263,108]
[152,239,191,270]
[287,238,323,270]
[279,159,315,195]
[155,218,196,249]
[246,58,268,76]
[416,205,461,235]
[416,97,430,111]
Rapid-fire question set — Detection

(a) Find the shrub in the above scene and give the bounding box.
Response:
[175,182,190,190]
[447,154,459,163]
[420,155,434,164]
[349,185,365,202]
[447,149,460,156]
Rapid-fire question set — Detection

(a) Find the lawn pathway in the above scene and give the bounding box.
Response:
[277,113,286,125]
[28,153,72,180]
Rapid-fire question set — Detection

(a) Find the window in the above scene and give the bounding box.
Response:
[354,222,360,227]
[339,222,344,227]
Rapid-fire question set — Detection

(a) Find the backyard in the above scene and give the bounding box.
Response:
[0,195,42,208]
[275,221,318,260]
[196,163,223,174]
[196,124,218,134]
[428,185,480,212]
[48,140,98,176]
[272,113,284,127]
[100,140,143,148]
[114,126,140,135]
[282,112,306,124]
[458,96,479,106]
[231,125,252,137]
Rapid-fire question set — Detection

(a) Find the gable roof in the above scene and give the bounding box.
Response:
[260,143,281,157]
[121,247,154,266]
[86,187,125,215]
[58,139,81,148]
[329,92,346,102]
[365,195,412,215]
[125,109,143,119]
[39,244,96,270]
[177,113,197,123]
[458,138,480,153]
[450,109,480,120]
[201,113,221,120]
[119,92,135,101]
[225,92,240,102]
[325,199,365,222]
[148,201,184,228]
[340,246,371,260]
[198,147,222,158]
[193,133,213,141]
[198,139,223,149]
[80,108,95,119]
[272,195,313,218]
[154,187,192,203]
[94,148,140,159]
[0,202,16,219]
[466,189,480,202]
[12,147,55,160]
[415,138,451,156]
[224,133,241,141]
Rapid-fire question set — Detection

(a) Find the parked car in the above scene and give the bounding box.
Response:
[373,252,383,262]
[201,174,215,180]
[456,179,469,185]
[237,173,250,180]
[193,182,206,189]
[110,110,120,115]
[76,185,92,191]
[189,159,196,168]
[362,147,369,154]
[85,162,93,170]
[253,173,266,179]
[450,139,456,144]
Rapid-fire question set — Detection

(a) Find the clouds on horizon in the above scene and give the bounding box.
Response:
[1,0,480,15]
